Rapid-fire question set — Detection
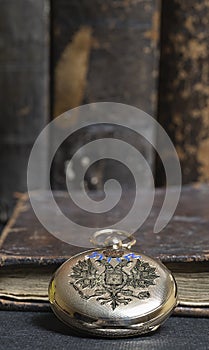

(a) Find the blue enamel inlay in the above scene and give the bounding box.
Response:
[88,252,103,260]
[87,251,141,262]
[123,253,141,261]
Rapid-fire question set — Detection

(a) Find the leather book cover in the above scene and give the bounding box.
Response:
[0,184,209,316]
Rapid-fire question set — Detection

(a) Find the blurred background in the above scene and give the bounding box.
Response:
[0,0,209,224]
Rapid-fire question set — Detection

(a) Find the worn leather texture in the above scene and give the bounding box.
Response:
[1,184,209,264]
[0,184,209,315]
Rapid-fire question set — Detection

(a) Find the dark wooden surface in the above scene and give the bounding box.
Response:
[0,0,49,209]
[157,0,209,185]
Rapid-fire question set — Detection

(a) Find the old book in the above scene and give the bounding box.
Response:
[51,0,161,191]
[0,0,49,210]
[52,0,160,115]
[158,0,209,185]
[0,184,209,316]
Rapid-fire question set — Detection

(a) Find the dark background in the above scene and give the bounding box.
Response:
[1,0,209,224]
[0,1,209,347]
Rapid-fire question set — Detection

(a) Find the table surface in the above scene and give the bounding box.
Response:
[0,311,209,350]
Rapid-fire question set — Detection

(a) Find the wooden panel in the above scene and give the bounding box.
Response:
[0,0,49,211]
[157,0,209,185]
[51,0,161,190]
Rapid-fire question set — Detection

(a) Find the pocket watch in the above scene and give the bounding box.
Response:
[48,229,177,338]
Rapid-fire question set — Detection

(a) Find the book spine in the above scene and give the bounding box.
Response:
[157,0,209,185]
[51,0,161,190]
[0,0,50,211]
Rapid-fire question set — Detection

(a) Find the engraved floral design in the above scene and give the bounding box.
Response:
[69,259,101,289]
[128,259,159,289]
[69,253,159,310]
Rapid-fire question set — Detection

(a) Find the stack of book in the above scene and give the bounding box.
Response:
[0,184,209,316]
